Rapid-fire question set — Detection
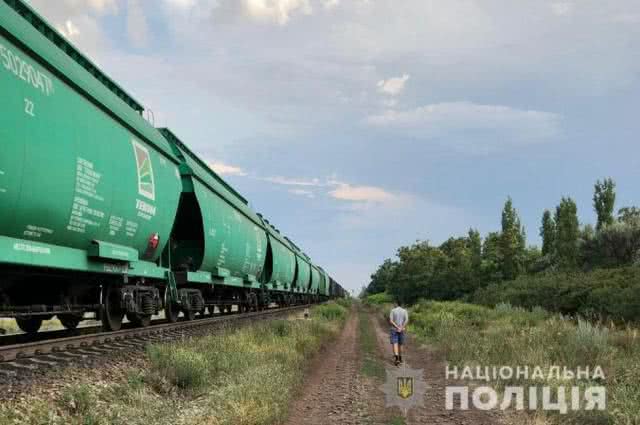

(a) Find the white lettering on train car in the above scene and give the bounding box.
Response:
[13,243,51,255]
[136,199,156,221]
[0,42,54,96]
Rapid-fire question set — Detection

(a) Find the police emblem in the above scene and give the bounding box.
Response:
[380,364,428,414]
[397,376,413,399]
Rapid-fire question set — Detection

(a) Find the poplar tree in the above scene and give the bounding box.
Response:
[540,210,556,256]
[500,197,525,280]
[468,228,482,276]
[593,178,616,230]
[555,197,579,268]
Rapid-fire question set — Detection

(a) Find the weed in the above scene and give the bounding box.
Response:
[359,309,385,379]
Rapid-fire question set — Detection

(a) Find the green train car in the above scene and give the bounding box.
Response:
[0,0,344,333]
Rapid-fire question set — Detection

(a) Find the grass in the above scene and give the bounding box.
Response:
[407,300,640,425]
[387,417,407,425]
[0,317,65,334]
[0,302,349,425]
[359,308,385,379]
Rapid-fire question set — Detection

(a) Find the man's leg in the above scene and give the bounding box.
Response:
[391,330,400,365]
[398,332,404,363]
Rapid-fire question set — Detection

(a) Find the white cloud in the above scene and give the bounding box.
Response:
[551,2,572,16]
[87,0,119,15]
[208,161,247,176]
[57,19,80,38]
[164,0,197,10]
[323,0,339,10]
[238,0,313,25]
[28,0,117,60]
[126,0,149,49]
[262,176,324,186]
[376,74,410,96]
[262,174,401,205]
[366,101,560,149]
[611,14,640,24]
[289,188,315,198]
[328,183,398,203]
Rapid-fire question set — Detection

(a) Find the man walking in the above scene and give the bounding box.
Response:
[389,300,409,366]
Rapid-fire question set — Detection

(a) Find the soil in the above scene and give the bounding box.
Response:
[284,308,370,425]
[284,306,507,425]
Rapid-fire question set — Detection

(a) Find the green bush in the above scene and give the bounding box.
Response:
[335,298,352,309]
[363,292,393,305]
[472,266,640,321]
[314,302,347,321]
[147,345,210,391]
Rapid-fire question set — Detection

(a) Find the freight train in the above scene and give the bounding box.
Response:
[0,0,346,333]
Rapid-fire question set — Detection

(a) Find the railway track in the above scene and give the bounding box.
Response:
[0,305,308,382]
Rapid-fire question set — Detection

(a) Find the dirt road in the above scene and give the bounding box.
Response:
[284,306,505,425]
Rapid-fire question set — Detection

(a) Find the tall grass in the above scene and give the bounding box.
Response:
[408,300,640,424]
[0,302,349,425]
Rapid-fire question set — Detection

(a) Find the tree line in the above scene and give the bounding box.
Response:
[365,178,640,319]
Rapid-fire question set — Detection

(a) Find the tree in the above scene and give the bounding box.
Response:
[618,206,640,225]
[555,197,580,268]
[593,178,616,230]
[481,231,502,282]
[440,237,476,298]
[540,210,556,256]
[367,259,397,294]
[468,228,482,276]
[499,197,525,280]
[388,241,447,304]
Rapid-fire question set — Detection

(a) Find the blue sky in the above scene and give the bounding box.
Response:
[29,0,640,294]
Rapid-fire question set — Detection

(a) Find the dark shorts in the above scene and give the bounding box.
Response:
[390,328,405,345]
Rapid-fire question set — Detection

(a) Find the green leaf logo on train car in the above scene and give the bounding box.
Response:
[132,140,155,201]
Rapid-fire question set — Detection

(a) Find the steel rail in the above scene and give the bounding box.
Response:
[0,305,309,363]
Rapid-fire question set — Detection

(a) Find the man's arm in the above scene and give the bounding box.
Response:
[400,311,409,332]
[389,311,400,331]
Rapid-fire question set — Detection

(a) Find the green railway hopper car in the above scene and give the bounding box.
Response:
[0,0,183,332]
[319,268,330,298]
[262,226,296,293]
[159,129,268,317]
[294,254,311,295]
[0,0,336,333]
[283,237,310,296]
[309,265,321,296]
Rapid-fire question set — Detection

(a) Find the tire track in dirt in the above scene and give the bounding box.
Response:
[284,309,364,425]
[284,307,398,425]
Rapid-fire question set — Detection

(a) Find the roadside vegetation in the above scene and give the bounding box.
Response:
[364,178,640,322]
[361,177,640,422]
[366,296,640,424]
[0,302,349,425]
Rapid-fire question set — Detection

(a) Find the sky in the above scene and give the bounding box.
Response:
[27,0,640,295]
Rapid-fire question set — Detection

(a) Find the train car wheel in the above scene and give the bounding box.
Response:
[165,302,179,323]
[165,291,179,323]
[128,313,151,327]
[250,293,259,312]
[58,313,82,330]
[16,317,43,334]
[102,285,124,331]
[184,308,196,321]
